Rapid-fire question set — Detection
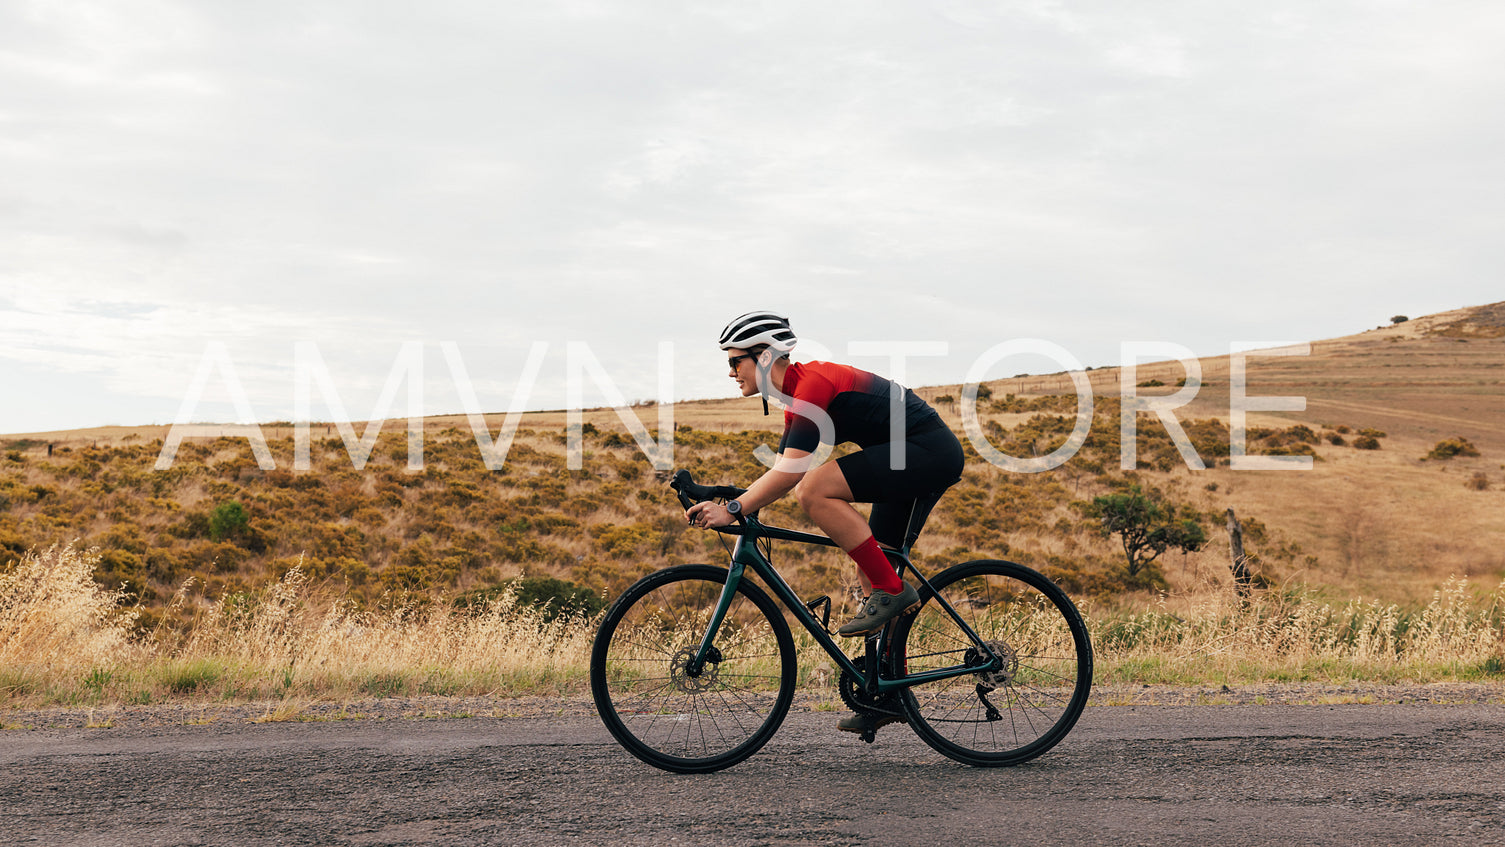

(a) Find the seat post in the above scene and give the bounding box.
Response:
[900,487,951,554]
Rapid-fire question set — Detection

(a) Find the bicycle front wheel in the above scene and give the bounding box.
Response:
[590,564,797,773]
[892,559,1092,767]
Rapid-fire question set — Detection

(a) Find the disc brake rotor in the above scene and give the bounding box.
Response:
[972,639,1019,688]
[670,646,721,693]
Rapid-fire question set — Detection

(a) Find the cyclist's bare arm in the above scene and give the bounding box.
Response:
[684,448,812,528]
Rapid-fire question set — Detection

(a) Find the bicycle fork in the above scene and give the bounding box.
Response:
[684,553,755,677]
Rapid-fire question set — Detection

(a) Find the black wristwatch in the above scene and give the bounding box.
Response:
[725,499,743,518]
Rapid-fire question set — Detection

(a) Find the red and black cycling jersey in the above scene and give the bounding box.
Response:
[776,361,945,455]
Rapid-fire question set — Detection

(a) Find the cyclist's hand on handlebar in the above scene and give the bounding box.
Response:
[685,501,736,529]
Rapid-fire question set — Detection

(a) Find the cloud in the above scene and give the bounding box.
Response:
[2,1,1502,432]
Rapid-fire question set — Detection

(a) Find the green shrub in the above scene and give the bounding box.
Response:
[93,549,146,599]
[591,523,655,559]
[1426,437,1480,460]
[208,501,250,541]
[379,563,431,593]
[454,576,604,622]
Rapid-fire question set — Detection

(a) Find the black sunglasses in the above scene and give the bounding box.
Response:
[727,354,755,370]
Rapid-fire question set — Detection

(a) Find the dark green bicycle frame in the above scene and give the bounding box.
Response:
[687,515,1003,693]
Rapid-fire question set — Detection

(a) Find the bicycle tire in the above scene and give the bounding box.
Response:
[891,559,1092,767]
[590,564,797,773]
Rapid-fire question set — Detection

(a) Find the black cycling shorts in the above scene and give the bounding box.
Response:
[834,423,964,551]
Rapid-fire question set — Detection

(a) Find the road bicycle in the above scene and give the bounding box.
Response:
[589,470,1093,773]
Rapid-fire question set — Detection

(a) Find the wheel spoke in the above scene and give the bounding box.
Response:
[591,566,796,773]
[895,560,1092,766]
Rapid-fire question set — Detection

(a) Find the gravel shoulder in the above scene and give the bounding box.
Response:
[5,681,1501,733]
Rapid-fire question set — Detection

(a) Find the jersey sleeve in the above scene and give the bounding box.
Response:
[779,366,841,454]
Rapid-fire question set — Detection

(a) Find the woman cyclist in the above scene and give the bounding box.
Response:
[685,312,965,730]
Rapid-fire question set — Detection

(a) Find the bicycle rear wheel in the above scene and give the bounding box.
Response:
[892,559,1092,767]
[590,564,797,773]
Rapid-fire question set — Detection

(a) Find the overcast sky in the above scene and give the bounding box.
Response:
[2,1,1501,434]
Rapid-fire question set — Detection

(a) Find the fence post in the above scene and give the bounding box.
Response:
[1226,508,1253,597]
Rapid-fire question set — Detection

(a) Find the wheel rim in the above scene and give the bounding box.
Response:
[593,568,794,769]
[896,561,1091,764]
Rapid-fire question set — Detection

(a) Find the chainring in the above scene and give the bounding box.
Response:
[838,666,903,715]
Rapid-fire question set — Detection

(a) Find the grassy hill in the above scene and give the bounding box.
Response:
[3,302,1503,637]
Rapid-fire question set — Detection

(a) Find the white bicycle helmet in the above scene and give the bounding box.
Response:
[718,311,797,354]
[718,311,795,415]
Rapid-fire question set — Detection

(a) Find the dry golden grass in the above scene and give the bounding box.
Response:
[1,545,594,709]
[1091,577,1505,686]
[925,303,1505,606]
[5,545,1502,709]
[0,544,144,686]
[4,302,1504,707]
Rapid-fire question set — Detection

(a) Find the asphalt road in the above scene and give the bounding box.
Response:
[4,699,1505,846]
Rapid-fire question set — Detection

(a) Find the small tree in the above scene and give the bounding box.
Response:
[1082,485,1207,589]
[208,500,249,541]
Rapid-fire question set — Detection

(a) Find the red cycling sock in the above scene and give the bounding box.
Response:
[846,536,903,595]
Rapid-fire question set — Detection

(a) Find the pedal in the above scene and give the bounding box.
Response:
[855,713,904,743]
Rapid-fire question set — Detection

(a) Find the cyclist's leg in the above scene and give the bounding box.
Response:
[870,487,949,556]
[793,461,872,551]
[800,425,961,550]
[797,461,904,597]
[860,426,965,551]
[868,500,913,552]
